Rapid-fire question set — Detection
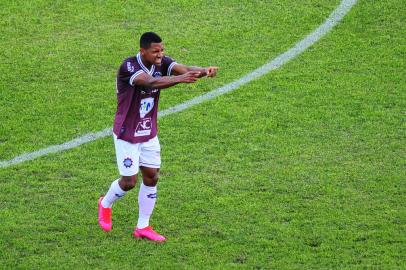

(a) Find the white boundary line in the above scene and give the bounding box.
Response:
[0,0,357,169]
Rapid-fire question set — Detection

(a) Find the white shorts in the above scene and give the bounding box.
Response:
[113,134,161,176]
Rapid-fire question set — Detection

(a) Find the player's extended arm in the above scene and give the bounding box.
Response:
[133,71,201,89]
[172,64,218,78]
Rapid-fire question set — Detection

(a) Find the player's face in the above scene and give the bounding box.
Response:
[142,42,165,66]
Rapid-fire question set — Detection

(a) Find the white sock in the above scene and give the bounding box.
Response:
[137,183,157,229]
[101,179,127,208]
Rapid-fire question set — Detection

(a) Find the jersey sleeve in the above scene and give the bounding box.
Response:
[161,56,178,76]
[118,59,145,86]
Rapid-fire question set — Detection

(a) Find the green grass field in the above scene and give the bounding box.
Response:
[1,0,405,269]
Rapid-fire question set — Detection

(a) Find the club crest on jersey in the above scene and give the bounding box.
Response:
[140,97,154,118]
[123,157,133,168]
[120,126,126,134]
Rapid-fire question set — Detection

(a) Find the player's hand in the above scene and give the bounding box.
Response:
[179,71,201,83]
[206,66,218,77]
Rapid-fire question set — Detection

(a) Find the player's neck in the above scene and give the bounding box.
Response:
[140,55,153,69]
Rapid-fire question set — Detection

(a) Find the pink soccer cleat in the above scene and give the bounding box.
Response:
[98,196,112,232]
[133,226,166,242]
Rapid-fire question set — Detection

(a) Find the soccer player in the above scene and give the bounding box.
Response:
[98,32,218,242]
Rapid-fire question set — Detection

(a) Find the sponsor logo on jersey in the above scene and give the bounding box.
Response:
[153,71,162,77]
[139,97,154,118]
[141,89,159,96]
[127,62,135,72]
[134,118,152,137]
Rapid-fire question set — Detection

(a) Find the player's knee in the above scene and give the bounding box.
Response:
[143,172,159,186]
[120,175,137,191]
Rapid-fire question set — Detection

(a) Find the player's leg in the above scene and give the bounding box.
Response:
[102,174,137,209]
[98,134,140,232]
[133,136,165,241]
[137,166,159,229]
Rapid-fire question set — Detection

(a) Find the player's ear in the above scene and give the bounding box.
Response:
[140,48,146,56]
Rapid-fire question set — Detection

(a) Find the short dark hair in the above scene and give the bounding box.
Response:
[140,32,162,49]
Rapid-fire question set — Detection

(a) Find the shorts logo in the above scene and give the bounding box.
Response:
[123,157,133,168]
[140,97,154,118]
